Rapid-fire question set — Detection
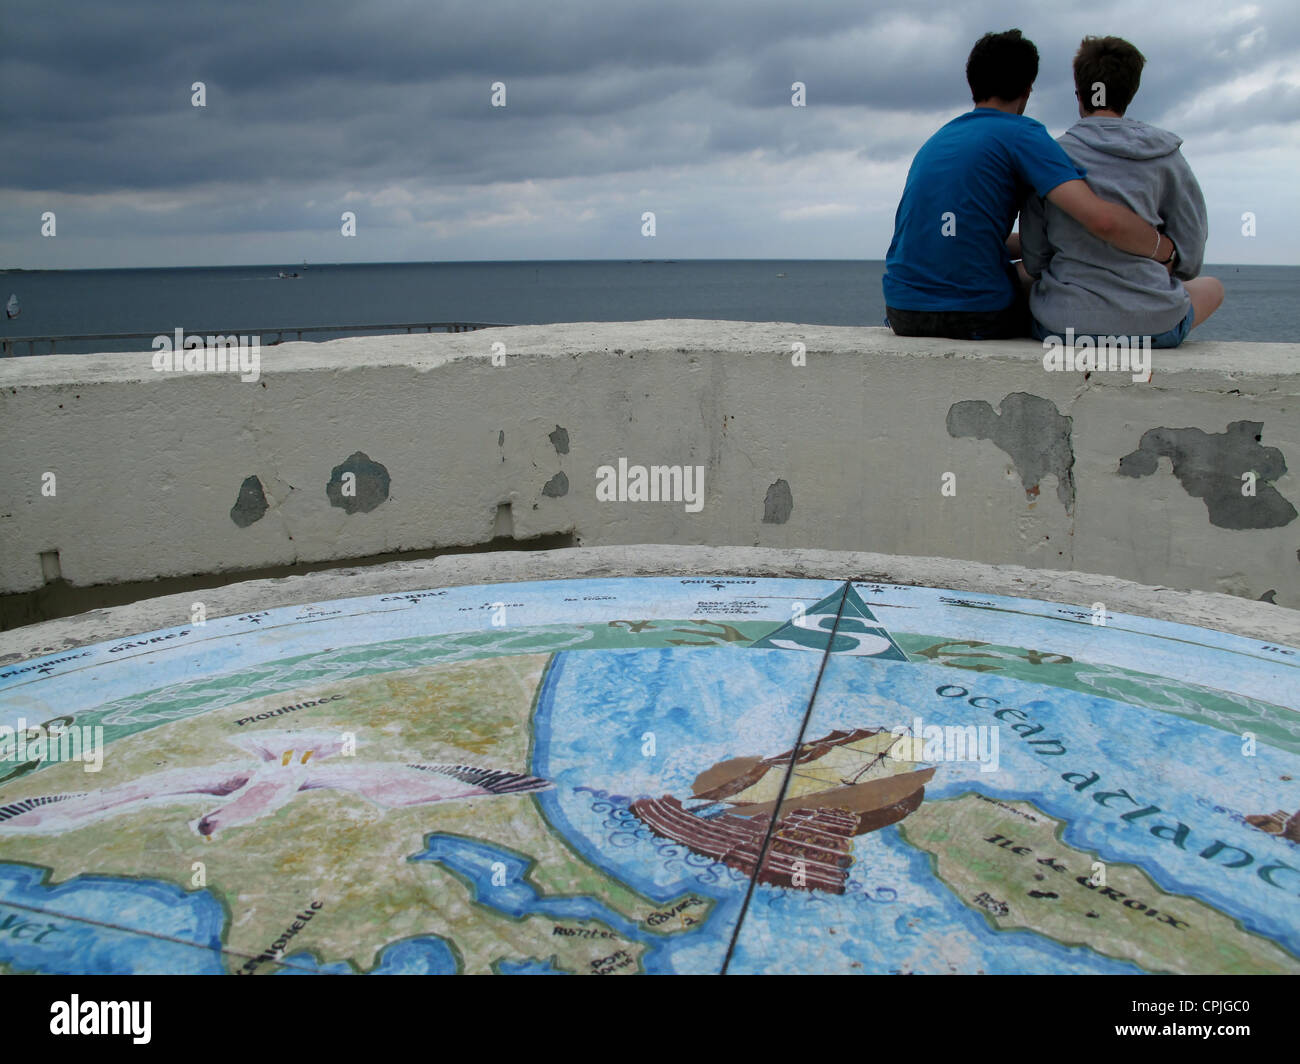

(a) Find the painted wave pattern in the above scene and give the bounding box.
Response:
[1070,664,1300,753]
[94,625,597,727]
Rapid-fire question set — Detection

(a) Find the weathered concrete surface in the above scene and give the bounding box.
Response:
[1118,422,1298,530]
[1,321,1296,604]
[2,545,1296,663]
[947,392,1077,511]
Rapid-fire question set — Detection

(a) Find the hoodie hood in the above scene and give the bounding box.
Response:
[1061,116,1183,161]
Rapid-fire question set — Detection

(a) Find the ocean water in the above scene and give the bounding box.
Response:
[0,260,1295,355]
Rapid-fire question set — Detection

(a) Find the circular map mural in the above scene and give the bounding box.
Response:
[0,576,1296,974]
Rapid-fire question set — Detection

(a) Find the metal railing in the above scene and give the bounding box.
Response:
[0,320,510,356]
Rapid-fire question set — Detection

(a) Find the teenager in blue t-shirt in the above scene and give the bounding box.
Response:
[882,29,1177,340]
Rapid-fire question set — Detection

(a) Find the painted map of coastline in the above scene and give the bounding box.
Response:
[0,577,1296,974]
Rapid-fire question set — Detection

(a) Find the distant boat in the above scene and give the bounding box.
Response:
[277,271,300,279]
[776,272,787,278]
[4,293,18,319]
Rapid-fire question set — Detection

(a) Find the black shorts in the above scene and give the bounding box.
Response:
[886,296,1031,341]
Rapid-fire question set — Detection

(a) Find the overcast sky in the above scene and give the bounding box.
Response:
[3,0,1297,268]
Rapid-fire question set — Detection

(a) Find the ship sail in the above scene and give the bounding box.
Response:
[709,729,928,806]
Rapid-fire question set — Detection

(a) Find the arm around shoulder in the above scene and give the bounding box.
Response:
[1046,179,1167,259]
[1046,179,1118,238]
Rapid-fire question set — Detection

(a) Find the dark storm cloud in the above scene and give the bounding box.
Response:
[1172,81,1300,137]
[4,0,1281,190]
[2,0,1296,262]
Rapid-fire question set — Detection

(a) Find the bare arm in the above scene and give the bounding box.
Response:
[1005,232,1021,259]
[1046,179,1173,262]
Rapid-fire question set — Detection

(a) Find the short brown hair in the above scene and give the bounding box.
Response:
[1074,36,1145,115]
[967,29,1039,103]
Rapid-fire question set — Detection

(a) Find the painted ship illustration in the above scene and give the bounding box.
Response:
[1246,809,1300,843]
[631,727,934,894]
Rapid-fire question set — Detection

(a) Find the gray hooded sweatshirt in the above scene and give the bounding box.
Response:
[1020,116,1208,336]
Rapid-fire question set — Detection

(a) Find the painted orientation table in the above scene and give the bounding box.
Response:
[0,576,1296,974]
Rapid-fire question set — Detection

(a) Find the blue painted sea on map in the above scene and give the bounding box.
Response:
[0,864,226,974]
[535,645,1300,973]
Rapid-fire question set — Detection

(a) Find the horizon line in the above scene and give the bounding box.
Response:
[2,258,1294,273]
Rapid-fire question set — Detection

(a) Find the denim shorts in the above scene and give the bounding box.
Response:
[1030,305,1195,349]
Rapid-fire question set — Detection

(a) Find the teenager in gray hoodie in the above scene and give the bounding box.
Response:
[1019,37,1223,346]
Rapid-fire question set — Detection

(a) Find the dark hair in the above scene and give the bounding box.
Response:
[966,29,1038,103]
[1074,36,1145,115]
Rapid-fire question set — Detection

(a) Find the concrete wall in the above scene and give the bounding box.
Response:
[1,321,1297,605]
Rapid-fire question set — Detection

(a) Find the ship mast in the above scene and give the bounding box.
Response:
[841,728,915,785]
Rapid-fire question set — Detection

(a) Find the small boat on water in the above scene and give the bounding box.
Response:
[4,293,19,319]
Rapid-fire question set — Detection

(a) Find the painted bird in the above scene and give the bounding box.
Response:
[0,729,551,838]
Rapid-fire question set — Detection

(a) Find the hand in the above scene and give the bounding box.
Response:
[1158,235,1178,275]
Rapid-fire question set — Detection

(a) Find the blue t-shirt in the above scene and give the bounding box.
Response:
[882,109,1086,312]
